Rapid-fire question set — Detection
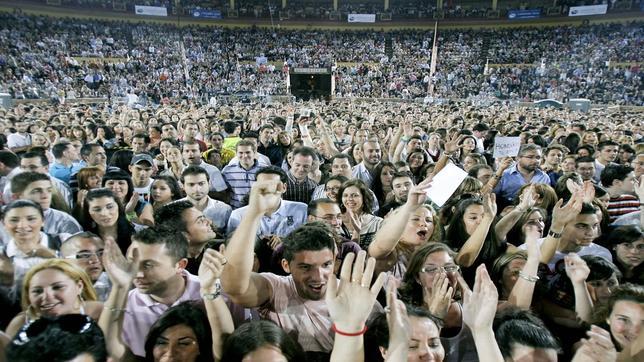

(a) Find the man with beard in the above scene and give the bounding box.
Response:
[494,144,550,207]
[221,179,381,359]
[377,171,414,217]
[352,140,382,188]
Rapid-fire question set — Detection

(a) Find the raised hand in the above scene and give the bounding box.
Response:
[385,282,410,357]
[572,325,617,362]
[125,191,140,214]
[326,251,386,333]
[497,157,514,172]
[461,265,499,333]
[198,245,227,292]
[423,272,454,320]
[565,253,590,284]
[483,192,498,218]
[103,237,139,288]
[516,186,537,212]
[551,192,583,228]
[346,208,362,234]
[247,180,284,217]
[581,181,596,204]
[405,177,433,209]
[524,224,542,259]
[444,134,463,154]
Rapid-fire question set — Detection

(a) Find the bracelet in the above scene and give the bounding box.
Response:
[518,271,540,283]
[331,323,368,336]
[109,307,128,314]
[548,229,563,238]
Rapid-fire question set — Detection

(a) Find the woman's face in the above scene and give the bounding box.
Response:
[405,316,445,362]
[380,166,395,189]
[428,134,440,148]
[85,173,103,190]
[462,204,485,236]
[152,180,174,204]
[577,148,591,158]
[166,148,182,163]
[462,156,477,172]
[241,344,288,362]
[278,132,291,145]
[583,133,598,145]
[401,207,435,246]
[342,186,363,213]
[28,269,82,318]
[615,238,644,270]
[409,152,425,169]
[461,138,476,152]
[73,128,84,139]
[152,324,200,362]
[104,180,129,201]
[3,206,44,242]
[352,144,363,164]
[159,141,173,156]
[96,128,105,137]
[608,300,643,349]
[521,210,545,238]
[31,134,48,147]
[500,258,526,297]
[562,157,576,172]
[324,179,342,202]
[88,196,119,228]
[417,251,458,294]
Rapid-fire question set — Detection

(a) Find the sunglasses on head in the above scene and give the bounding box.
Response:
[13,314,94,346]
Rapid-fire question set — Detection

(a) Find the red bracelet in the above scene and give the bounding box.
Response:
[331,323,368,336]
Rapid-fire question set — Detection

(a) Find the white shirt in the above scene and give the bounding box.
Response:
[226,200,307,237]
[195,161,227,192]
[180,196,232,233]
[7,132,30,149]
[519,238,612,271]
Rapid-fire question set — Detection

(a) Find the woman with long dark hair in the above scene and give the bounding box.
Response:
[81,188,134,254]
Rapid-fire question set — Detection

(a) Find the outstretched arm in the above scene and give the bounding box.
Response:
[506,225,540,309]
[456,193,497,267]
[565,253,594,324]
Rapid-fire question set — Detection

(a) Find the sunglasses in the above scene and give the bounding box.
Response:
[13,314,94,346]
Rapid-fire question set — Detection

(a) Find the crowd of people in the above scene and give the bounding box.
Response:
[0,12,641,105]
[0,96,641,361]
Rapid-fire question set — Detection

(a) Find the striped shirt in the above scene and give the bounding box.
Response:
[284,172,317,204]
[607,194,640,222]
[222,161,261,209]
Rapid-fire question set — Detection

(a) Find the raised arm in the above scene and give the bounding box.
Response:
[368,180,432,259]
[540,192,583,264]
[494,185,536,242]
[564,253,594,324]
[482,157,513,195]
[327,251,386,362]
[98,238,139,361]
[456,193,497,267]
[220,180,281,307]
[198,246,235,361]
[387,122,403,161]
[506,226,540,309]
[383,283,410,362]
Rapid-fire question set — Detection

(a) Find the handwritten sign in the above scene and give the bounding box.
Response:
[493,137,521,158]
[425,163,468,207]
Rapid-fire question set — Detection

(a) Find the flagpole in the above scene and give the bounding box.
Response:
[428,21,439,96]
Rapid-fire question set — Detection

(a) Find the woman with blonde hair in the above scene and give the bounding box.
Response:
[5,259,101,338]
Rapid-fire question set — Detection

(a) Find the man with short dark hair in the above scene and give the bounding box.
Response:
[494,144,550,205]
[542,144,568,186]
[0,150,20,197]
[352,140,382,187]
[181,121,207,151]
[222,140,262,209]
[576,156,597,182]
[49,142,81,184]
[377,171,414,217]
[257,124,284,165]
[129,153,155,202]
[181,165,231,234]
[284,146,318,204]
[131,133,150,154]
[601,164,639,222]
[594,140,619,183]
[472,123,490,153]
[182,140,227,194]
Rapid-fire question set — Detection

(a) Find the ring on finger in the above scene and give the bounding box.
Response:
[222,257,228,265]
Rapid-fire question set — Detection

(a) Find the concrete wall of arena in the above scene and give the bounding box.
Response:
[0,2,642,31]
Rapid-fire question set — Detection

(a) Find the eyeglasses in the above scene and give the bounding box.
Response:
[13,314,94,346]
[420,265,460,275]
[66,250,104,260]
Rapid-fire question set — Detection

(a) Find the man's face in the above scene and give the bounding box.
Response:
[63,144,79,161]
[236,145,256,169]
[631,154,644,178]
[210,135,224,150]
[576,162,596,181]
[183,124,199,139]
[354,130,368,144]
[476,168,494,184]
[183,173,209,202]
[129,162,154,185]
[131,137,148,153]
[392,176,413,203]
[407,138,422,152]
[362,142,382,166]
[66,237,104,282]
[19,180,53,210]
[129,241,181,296]
[285,248,335,301]
[162,124,178,138]
[259,128,274,144]
[517,150,542,172]
[182,144,202,165]
[291,154,313,180]
[20,157,48,174]
[563,213,600,247]
[182,207,217,243]
[618,172,637,194]
[87,146,107,167]
[331,158,351,178]
[546,149,563,166]
[309,203,343,233]
[599,145,619,163]
[15,122,28,133]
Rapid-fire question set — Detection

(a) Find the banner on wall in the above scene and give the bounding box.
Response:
[348,14,376,23]
[507,9,541,20]
[568,4,608,16]
[134,5,168,16]
[192,9,222,19]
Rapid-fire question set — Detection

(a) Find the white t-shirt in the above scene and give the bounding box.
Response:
[519,238,612,271]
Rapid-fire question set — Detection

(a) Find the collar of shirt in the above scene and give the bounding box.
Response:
[287,170,310,185]
[6,232,49,258]
[137,270,200,308]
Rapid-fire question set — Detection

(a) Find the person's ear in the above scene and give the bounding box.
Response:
[281,259,291,274]
[176,258,188,272]
[379,346,388,360]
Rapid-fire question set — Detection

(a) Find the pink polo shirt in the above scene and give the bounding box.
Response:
[122,270,202,357]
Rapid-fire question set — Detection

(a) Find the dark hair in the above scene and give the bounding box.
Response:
[579,202,597,215]
[153,200,194,232]
[95,125,115,140]
[445,198,501,260]
[292,146,318,162]
[493,307,560,359]
[10,172,51,196]
[0,150,20,168]
[582,255,622,282]
[554,172,583,200]
[575,156,595,165]
[6,315,108,362]
[81,188,133,254]
[51,142,71,159]
[257,166,288,184]
[2,199,45,220]
[133,226,188,262]
[595,283,644,326]
[506,207,548,246]
[21,151,49,167]
[80,143,102,160]
[132,133,151,144]
[337,179,373,214]
[597,140,619,151]
[468,164,493,179]
[102,169,134,202]
[223,121,239,134]
[562,133,581,154]
[151,176,183,204]
[181,165,210,183]
[108,149,134,173]
[282,222,337,262]
[600,164,634,187]
[371,161,395,205]
[307,198,338,216]
[399,242,456,306]
[221,320,305,362]
[329,153,354,167]
[144,302,212,362]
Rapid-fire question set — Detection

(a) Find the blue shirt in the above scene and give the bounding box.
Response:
[494,165,551,204]
[222,160,262,209]
[226,200,307,237]
[49,161,82,184]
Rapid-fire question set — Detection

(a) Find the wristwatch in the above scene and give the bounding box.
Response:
[202,279,222,300]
